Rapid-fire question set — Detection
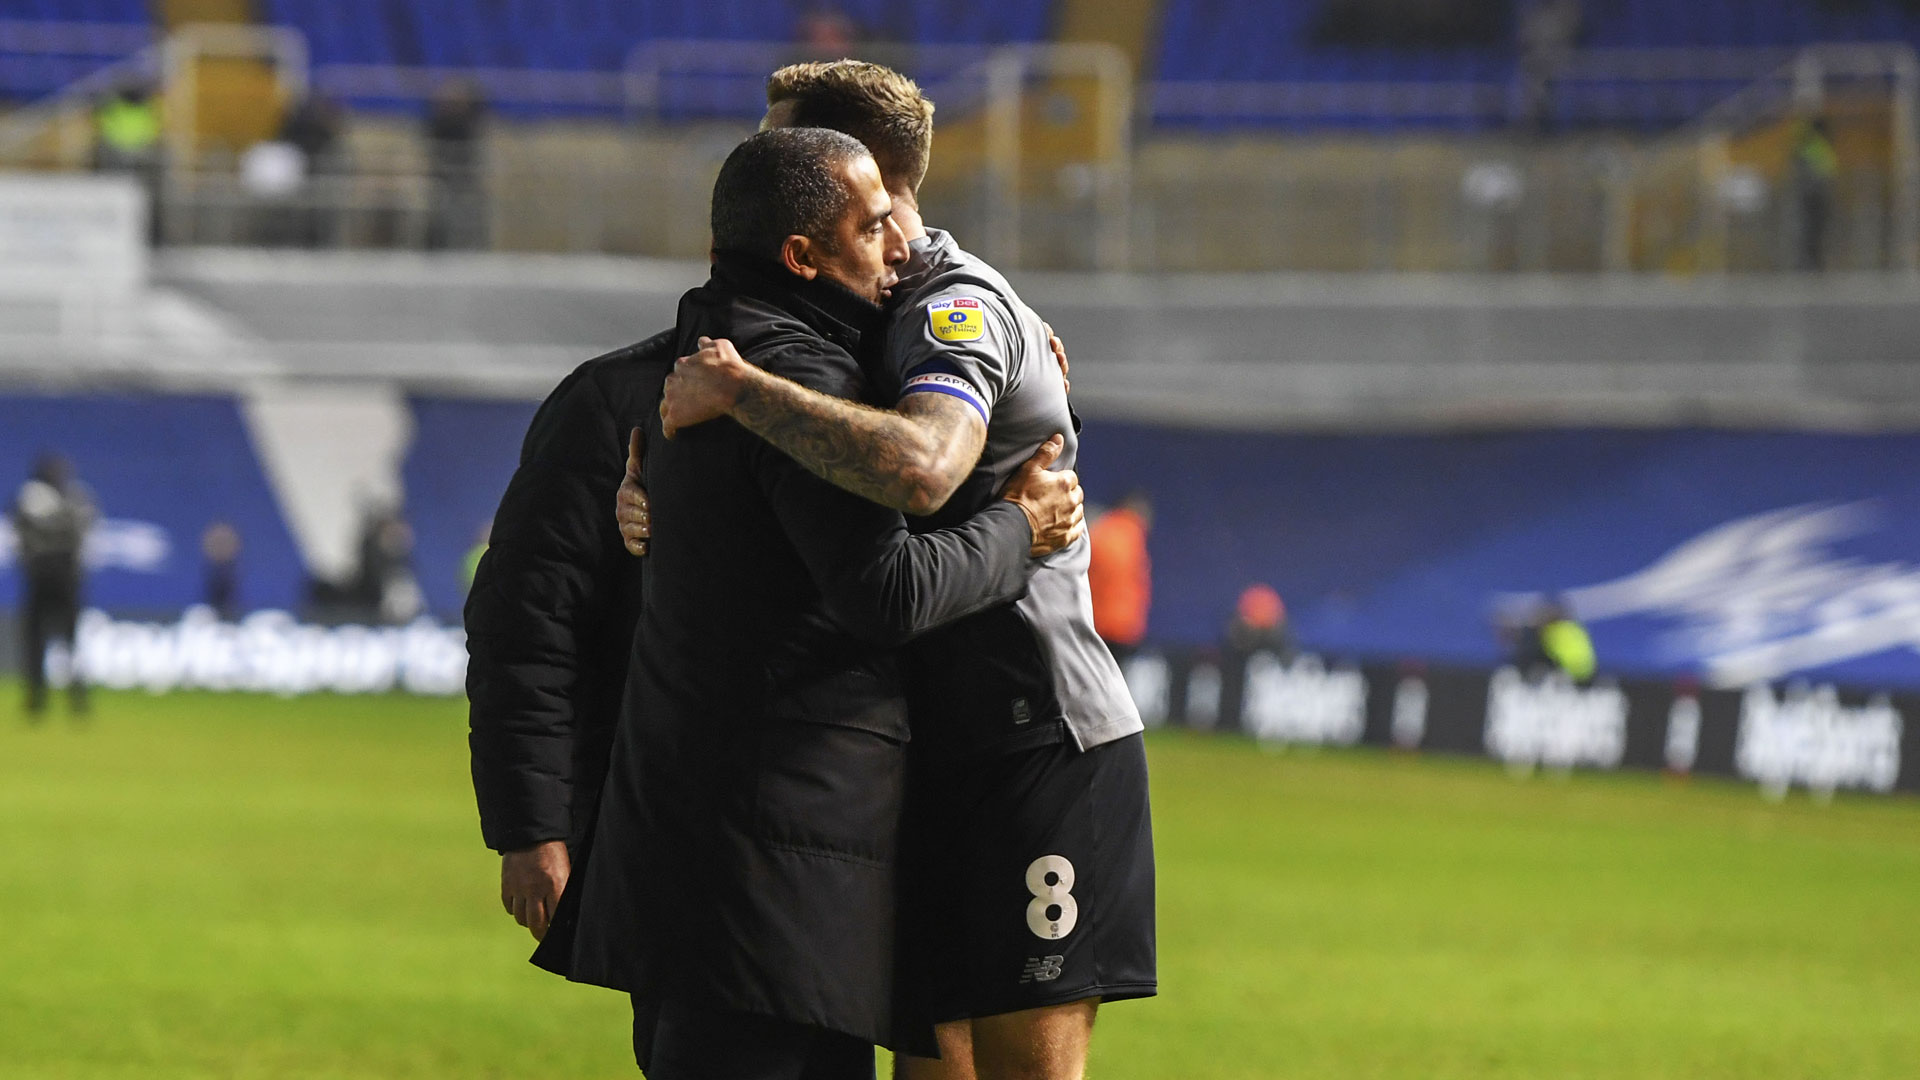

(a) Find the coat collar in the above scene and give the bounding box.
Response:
[896,226,959,295]
[710,250,887,352]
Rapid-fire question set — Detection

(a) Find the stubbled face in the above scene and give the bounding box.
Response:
[812,154,908,305]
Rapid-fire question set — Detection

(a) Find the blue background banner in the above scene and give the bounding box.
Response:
[7,393,1920,691]
[1076,424,1920,689]
[402,396,537,618]
[0,394,306,614]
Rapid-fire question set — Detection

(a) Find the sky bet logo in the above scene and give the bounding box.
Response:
[928,296,985,342]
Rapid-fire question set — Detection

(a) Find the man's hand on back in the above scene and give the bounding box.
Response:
[501,839,570,942]
[617,428,650,557]
[1000,434,1085,557]
[1043,321,1071,394]
[661,337,753,439]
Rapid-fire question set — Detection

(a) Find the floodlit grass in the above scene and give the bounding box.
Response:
[2,684,1917,1078]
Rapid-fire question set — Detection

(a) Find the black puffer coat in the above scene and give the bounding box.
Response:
[465,332,672,859]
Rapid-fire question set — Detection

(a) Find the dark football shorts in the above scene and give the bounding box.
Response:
[894,733,1157,1056]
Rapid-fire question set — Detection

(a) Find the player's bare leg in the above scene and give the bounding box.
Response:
[972,1000,1101,1080]
[896,1020,976,1080]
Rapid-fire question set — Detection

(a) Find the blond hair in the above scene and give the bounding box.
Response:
[765,60,935,196]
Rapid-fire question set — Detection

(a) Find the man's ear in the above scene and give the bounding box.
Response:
[761,99,798,132]
[780,234,820,280]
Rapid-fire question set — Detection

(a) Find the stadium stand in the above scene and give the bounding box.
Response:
[1,0,1915,268]
[255,0,1057,118]
[1583,0,1920,50]
[0,0,152,104]
[6,0,1920,127]
[1158,1,1514,87]
[1152,0,1920,129]
[258,0,1055,74]
[1159,0,1920,83]
[0,0,148,24]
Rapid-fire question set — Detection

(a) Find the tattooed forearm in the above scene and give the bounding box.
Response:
[732,371,986,516]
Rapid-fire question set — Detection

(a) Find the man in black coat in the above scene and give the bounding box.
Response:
[465,331,672,942]
[555,128,1086,1078]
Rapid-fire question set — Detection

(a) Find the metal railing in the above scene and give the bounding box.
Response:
[313,64,626,114]
[1612,44,1920,273]
[1147,47,1827,130]
[5,22,1916,275]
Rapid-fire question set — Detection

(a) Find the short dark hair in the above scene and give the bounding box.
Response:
[710,127,871,260]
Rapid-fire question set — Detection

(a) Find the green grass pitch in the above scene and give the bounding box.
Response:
[2,684,1918,1078]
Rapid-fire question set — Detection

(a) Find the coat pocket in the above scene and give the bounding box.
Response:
[753,717,907,867]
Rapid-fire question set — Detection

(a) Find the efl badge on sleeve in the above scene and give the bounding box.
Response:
[928,297,986,343]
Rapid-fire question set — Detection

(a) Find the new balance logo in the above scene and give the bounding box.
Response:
[1020,955,1064,984]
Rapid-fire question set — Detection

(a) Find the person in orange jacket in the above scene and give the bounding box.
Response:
[1089,490,1153,663]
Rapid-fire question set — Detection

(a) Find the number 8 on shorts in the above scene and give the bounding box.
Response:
[1025,855,1079,940]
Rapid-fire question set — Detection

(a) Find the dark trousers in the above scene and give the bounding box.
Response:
[633,998,874,1080]
[22,579,85,716]
[1218,649,1250,734]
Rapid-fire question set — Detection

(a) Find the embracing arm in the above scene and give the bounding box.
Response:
[758,433,1082,648]
[725,336,1083,645]
[662,337,985,516]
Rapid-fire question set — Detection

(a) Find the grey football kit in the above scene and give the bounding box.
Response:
[885,228,1157,1047]
[885,228,1140,756]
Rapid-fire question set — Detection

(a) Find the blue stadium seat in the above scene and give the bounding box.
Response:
[256,0,1052,69]
[15,0,1920,127]
[0,0,152,103]
[251,0,1052,116]
[1154,0,1920,131]
[0,0,147,23]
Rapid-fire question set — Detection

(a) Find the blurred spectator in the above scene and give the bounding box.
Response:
[425,80,489,250]
[1226,584,1294,659]
[93,82,160,174]
[202,521,242,620]
[10,455,96,718]
[1219,584,1295,733]
[280,95,345,174]
[277,95,347,246]
[93,81,162,241]
[1517,0,1583,132]
[1509,595,1596,684]
[1088,491,1153,663]
[1792,116,1839,271]
[354,505,425,625]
